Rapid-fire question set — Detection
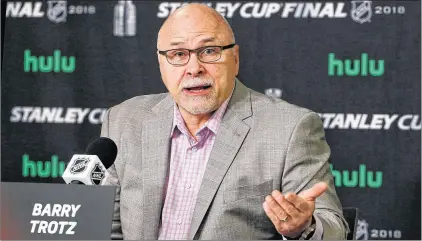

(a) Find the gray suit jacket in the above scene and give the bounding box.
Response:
[100,80,348,240]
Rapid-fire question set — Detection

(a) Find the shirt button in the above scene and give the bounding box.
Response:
[192,147,197,152]
[177,219,182,225]
[186,184,191,189]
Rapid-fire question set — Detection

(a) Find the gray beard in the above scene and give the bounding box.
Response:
[178,90,218,115]
[178,77,218,115]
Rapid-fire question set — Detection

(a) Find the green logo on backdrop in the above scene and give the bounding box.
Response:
[328,53,384,76]
[22,154,66,178]
[330,164,383,188]
[23,49,75,73]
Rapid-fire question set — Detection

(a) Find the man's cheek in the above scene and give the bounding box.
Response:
[166,73,183,91]
[166,81,179,93]
[206,66,223,80]
[170,67,185,79]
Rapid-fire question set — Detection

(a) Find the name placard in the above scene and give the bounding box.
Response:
[1,182,115,240]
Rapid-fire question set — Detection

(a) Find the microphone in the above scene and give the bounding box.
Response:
[62,137,118,185]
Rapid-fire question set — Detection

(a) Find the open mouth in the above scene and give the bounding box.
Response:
[184,84,212,92]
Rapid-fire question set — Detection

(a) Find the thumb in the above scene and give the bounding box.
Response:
[298,182,328,202]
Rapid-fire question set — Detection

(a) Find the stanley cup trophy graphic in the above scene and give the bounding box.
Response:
[114,0,136,37]
[265,88,283,99]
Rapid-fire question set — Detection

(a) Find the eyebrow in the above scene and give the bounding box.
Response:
[169,37,217,47]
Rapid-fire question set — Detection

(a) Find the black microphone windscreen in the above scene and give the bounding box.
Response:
[85,137,118,169]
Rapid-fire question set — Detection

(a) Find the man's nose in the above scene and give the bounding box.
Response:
[186,53,204,77]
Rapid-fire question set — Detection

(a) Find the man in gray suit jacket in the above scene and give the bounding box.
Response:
[100,3,348,240]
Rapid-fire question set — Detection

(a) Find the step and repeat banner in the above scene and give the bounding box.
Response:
[2,1,421,239]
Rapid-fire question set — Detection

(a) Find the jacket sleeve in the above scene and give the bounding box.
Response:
[282,112,349,240]
[101,108,124,240]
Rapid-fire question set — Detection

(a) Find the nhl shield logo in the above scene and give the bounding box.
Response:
[356,219,369,240]
[90,163,106,185]
[47,1,67,23]
[70,158,90,174]
[351,1,372,24]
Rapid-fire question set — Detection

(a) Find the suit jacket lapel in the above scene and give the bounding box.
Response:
[189,80,253,239]
[141,95,173,239]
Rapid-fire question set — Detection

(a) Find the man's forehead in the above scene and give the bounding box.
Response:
[172,34,219,43]
[157,8,233,48]
[160,32,225,48]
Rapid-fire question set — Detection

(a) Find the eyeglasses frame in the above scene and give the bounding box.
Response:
[158,43,236,66]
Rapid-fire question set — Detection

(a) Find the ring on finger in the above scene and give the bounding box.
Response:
[278,212,288,222]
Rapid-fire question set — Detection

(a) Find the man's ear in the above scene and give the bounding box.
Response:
[233,45,240,76]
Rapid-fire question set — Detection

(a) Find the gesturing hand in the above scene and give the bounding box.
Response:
[262,182,328,238]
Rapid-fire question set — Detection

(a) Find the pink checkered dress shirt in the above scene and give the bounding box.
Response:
[158,97,231,240]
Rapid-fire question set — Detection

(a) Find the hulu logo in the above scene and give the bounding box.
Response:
[23,49,75,73]
[330,164,383,188]
[328,53,384,76]
[22,154,66,178]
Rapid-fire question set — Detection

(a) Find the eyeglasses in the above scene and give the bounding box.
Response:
[158,43,236,66]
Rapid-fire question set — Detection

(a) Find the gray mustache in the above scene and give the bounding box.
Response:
[180,78,214,89]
